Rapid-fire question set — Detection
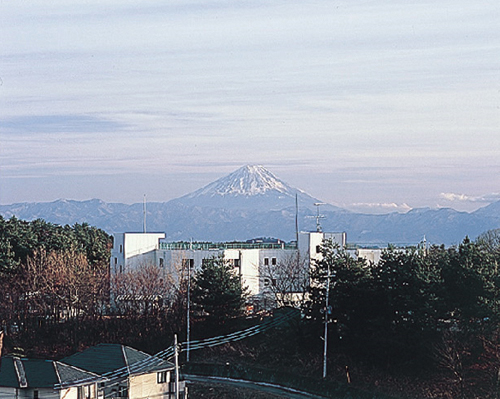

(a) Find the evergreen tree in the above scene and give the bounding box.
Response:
[191,256,248,326]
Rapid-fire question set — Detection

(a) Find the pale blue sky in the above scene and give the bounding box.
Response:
[1,0,499,213]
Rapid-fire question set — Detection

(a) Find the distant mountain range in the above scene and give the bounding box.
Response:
[1,165,499,246]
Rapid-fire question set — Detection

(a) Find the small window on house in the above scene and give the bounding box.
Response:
[34,391,39,399]
[119,265,123,274]
[272,257,277,266]
[316,245,321,254]
[234,259,240,267]
[114,257,117,265]
[264,258,269,266]
[117,386,128,397]
[182,259,195,269]
[264,278,271,287]
[119,244,123,253]
[272,278,277,287]
[159,258,164,267]
[157,370,168,384]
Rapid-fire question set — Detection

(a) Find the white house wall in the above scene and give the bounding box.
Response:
[129,371,171,399]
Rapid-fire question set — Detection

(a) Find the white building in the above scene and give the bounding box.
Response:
[110,231,349,309]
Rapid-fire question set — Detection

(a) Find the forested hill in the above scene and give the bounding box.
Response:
[0,216,111,274]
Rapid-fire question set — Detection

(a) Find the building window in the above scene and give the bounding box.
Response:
[316,245,321,254]
[77,385,92,399]
[182,259,195,269]
[264,278,270,287]
[157,370,168,384]
[264,258,269,266]
[119,244,123,253]
[117,386,128,397]
[234,259,240,268]
[271,257,277,266]
[272,278,277,287]
[159,258,164,267]
[34,391,39,399]
[114,257,117,265]
[119,265,123,274]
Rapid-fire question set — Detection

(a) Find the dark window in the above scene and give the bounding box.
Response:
[117,386,128,397]
[264,258,269,266]
[114,257,117,265]
[119,265,123,274]
[157,371,168,383]
[234,259,240,267]
[182,259,195,268]
[272,278,277,287]
[316,245,321,254]
[34,391,39,399]
[272,257,277,266]
[119,244,123,253]
[159,258,164,267]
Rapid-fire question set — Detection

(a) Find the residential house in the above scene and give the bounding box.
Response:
[0,344,186,399]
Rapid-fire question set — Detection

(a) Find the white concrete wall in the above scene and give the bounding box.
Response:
[298,231,347,266]
[129,371,171,399]
[356,248,383,265]
[238,249,260,296]
[111,232,165,273]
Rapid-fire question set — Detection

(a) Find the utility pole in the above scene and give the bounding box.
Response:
[174,334,180,399]
[186,254,191,362]
[323,263,331,379]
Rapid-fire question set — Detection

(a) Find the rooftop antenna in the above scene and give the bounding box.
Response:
[143,194,147,233]
[295,193,299,246]
[314,202,326,232]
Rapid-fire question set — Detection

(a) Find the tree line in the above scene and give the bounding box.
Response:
[305,232,500,398]
[0,216,247,357]
[0,216,113,355]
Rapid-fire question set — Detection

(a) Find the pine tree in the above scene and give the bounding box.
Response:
[191,256,248,326]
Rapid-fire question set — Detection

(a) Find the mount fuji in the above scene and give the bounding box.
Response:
[1,165,499,245]
[170,165,340,211]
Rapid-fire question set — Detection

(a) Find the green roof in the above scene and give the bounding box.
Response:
[0,357,20,388]
[55,362,99,385]
[61,344,173,376]
[0,357,97,389]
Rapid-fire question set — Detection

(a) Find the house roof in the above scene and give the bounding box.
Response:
[0,357,98,389]
[61,343,174,376]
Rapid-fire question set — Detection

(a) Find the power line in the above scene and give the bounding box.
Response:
[56,309,297,389]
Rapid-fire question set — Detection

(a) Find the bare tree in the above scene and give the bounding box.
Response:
[111,261,178,316]
[260,252,310,309]
[16,249,108,324]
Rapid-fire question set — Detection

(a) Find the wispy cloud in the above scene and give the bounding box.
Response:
[1,115,127,135]
[344,202,412,214]
[440,193,500,203]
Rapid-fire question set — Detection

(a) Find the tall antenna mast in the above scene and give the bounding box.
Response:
[314,202,326,232]
[295,193,299,246]
[143,194,147,233]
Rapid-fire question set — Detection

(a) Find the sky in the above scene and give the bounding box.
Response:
[1,0,499,214]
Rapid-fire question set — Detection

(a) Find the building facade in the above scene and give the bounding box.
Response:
[110,231,352,309]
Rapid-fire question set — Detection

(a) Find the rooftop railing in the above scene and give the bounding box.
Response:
[159,241,297,251]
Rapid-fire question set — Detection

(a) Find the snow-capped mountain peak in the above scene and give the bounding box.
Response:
[186,165,295,198]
